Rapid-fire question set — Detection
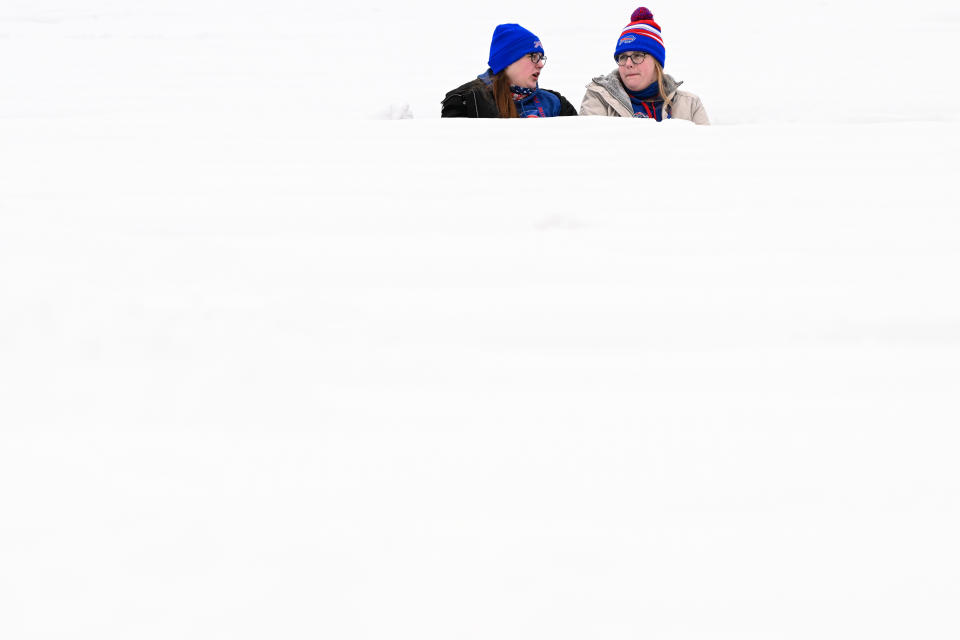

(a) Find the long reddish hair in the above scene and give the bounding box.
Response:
[491,71,518,118]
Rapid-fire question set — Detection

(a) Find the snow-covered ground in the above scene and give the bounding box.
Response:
[2,2,959,639]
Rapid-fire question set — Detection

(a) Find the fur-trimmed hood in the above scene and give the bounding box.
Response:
[588,69,683,111]
[579,69,709,124]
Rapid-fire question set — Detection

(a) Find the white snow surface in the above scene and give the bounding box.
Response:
[2,1,960,639]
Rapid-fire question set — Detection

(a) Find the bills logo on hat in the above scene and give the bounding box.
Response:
[613,7,666,68]
[488,23,545,74]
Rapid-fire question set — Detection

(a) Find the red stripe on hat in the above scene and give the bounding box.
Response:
[626,19,662,31]
[620,29,664,46]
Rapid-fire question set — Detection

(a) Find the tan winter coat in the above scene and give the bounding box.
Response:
[580,70,709,124]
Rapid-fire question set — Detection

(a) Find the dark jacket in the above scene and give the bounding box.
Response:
[441,78,578,118]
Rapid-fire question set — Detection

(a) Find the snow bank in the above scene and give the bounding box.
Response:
[2,2,959,639]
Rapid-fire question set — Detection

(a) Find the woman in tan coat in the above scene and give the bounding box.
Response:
[580,7,709,124]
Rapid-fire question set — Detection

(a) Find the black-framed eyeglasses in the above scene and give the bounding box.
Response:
[527,52,546,64]
[616,52,647,66]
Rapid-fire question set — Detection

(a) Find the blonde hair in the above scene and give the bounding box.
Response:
[653,61,674,116]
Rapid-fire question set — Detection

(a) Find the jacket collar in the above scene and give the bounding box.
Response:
[477,69,541,100]
[590,69,682,111]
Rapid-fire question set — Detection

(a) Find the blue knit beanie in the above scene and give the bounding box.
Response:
[614,7,666,69]
[488,23,544,75]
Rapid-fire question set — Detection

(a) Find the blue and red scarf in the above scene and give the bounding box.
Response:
[627,82,669,121]
[476,70,562,118]
[510,85,547,118]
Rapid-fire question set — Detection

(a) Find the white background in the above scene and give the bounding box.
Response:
[2,1,959,638]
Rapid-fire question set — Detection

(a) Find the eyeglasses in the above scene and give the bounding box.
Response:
[527,52,547,64]
[616,52,647,66]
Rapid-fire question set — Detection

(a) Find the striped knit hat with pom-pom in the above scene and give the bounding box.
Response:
[614,7,665,68]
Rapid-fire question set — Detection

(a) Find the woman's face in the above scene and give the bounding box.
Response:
[617,51,656,91]
[505,53,546,89]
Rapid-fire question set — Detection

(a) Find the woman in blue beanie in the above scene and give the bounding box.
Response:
[580,7,708,123]
[442,24,577,118]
